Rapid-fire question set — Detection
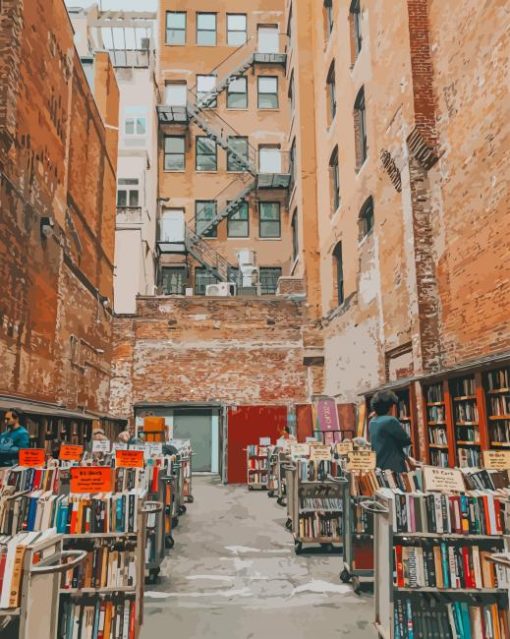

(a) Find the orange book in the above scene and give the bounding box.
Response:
[103,601,112,639]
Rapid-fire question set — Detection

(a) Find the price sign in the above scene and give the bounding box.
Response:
[259,437,271,446]
[92,440,111,453]
[483,450,510,470]
[115,449,144,469]
[112,443,128,451]
[336,441,354,455]
[290,444,310,459]
[306,437,318,443]
[19,448,46,467]
[347,450,376,471]
[70,467,113,493]
[59,444,84,462]
[423,466,466,492]
[310,445,331,461]
[145,443,163,458]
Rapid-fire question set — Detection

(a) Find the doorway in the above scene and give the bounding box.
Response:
[174,410,213,472]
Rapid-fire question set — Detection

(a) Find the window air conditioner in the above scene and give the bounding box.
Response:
[205,282,236,297]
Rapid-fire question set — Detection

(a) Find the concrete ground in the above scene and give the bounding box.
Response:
[142,476,375,638]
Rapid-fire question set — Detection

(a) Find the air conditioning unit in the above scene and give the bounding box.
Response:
[240,265,259,288]
[237,249,256,266]
[205,282,236,297]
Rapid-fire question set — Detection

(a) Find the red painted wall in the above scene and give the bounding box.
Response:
[227,406,287,484]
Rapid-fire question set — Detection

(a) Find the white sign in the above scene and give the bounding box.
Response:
[145,443,163,458]
[112,443,127,451]
[259,437,271,446]
[92,440,111,453]
[423,466,466,493]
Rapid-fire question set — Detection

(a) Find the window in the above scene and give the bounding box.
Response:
[195,137,217,171]
[227,77,248,108]
[195,268,217,295]
[227,202,249,237]
[124,116,146,136]
[117,178,139,207]
[288,72,295,113]
[291,211,299,261]
[286,5,293,45]
[259,146,281,173]
[257,26,279,53]
[197,13,216,46]
[359,196,374,238]
[324,0,334,36]
[289,138,296,188]
[329,147,340,212]
[333,242,344,305]
[161,267,186,295]
[354,87,367,167]
[257,77,278,109]
[227,14,247,46]
[326,62,336,123]
[164,136,185,171]
[260,267,282,295]
[197,75,217,108]
[259,202,281,238]
[349,0,362,61]
[165,82,187,107]
[227,136,249,171]
[166,12,186,45]
[195,201,217,237]
[160,209,185,243]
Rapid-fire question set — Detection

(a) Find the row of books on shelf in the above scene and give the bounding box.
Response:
[298,460,339,482]
[59,597,136,639]
[297,512,342,540]
[299,497,342,511]
[62,542,137,590]
[489,395,510,416]
[490,421,510,443]
[428,405,446,422]
[247,445,268,457]
[487,368,510,391]
[247,472,267,485]
[394,542,509,590]
[430,450,450,467]
[429,429,448,445]
[427,384,444,403]
[2,466,60,493]
[451,377,476,397]
[458,448,481,468]
[455,403,479,423]
[352,499,374,535]
[247,459,268,470]
[393,598,509,639]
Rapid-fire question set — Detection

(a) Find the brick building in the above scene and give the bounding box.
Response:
[0,0,122,439]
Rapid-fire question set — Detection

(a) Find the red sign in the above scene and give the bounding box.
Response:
[115,449,144,469]
[19,449,46,467]
[70,467,113,493]
[59,444,84,462]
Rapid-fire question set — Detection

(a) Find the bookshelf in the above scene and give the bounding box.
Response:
[394,387,419,461]
[484,365,510,452]
[422,381,456,467]
[246,445,269,489]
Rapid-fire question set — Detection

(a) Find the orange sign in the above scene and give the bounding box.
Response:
[19,448,46,467]
[115,449,144,469]
[59,444,84,462]
[70,467,113,494]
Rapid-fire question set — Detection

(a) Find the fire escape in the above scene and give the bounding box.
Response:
[156,41,290,289]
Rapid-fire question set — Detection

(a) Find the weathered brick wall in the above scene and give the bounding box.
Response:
[0,0,118,412]
[110,297,310,417]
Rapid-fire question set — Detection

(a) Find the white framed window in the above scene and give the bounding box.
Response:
[165,82,187,107]
[117,178,140,208]
[257,26,279,53]
[259,146,281,173]
[124,116,146,136]
[197,74,217,107]
[257,77,278,109]
[227,14,247,46]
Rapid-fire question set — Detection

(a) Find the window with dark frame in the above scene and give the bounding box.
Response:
[259,202,281,238]
[166,12,186,45]
[258,76,278,109]
[196,74,217,108]
[354,87,367,168]
[227,201,249,237]
[117,178,139,207]
[227,14,247,46]
[227,136,249,171]
[197,13,216,46]
[329,147,340,212]
[195,267,217,295]
[326,61,336,123]
[359,196,374,239]
[227,77,248,108]
[195,200,217,237]
[164,136,185,171]
[195,137,217,171]
[260,267,282,295]
[333,241,344,305]
[291,210,299,261]
[161,267,186,295]
[350,0,362,60]
[324,0,334,37]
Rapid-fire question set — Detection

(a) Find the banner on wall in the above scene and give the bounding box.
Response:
[315,398,340,433]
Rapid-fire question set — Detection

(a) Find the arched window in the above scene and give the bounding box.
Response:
[326,61,336,123]
[359,196,374,239]
[353,87,367,168]
[333,241,344,305]
[329,146,340,213]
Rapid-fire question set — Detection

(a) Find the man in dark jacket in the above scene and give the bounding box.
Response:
[369,391,412,473]
[0,409,30,466]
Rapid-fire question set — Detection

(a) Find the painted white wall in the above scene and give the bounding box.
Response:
[114,229,144,314]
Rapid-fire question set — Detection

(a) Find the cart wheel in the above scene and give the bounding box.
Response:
[145,573,158,585]
[285,518,293,531]
[178,505,187,515]
[248,485,253,491]
[186,496,194,504]
[352,576,361,594]
[295,541,303,555]
[276,497,284,506]
[165,535,175,549]
[172,516,179,528]
[267,491,274,498]
[340,568,351,584]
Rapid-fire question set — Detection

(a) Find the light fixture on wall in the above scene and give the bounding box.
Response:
[40,216,54,239]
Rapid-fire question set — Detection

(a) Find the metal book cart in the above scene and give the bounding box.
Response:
[267,447,280,498]
[338,473,375,593]
[368,489,510,639]
[275,450,291,506]
[145,468,172,584]
[180,452,194,504]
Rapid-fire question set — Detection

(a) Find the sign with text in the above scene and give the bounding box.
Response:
[59,444,84,462]
[316,398,340,432]
[259,437,271,446]
[290,444,310,459]
[70,467,113,494]
[92,440,111,454]
[423,466,465,493]
[310,445,332,461]
[336,441,354,456]
[483,450,510,470]
[19,448,46,467]
[347,450,376,472]
[145,443,163,458]
[115,449,144,469]
[112,443,128,451]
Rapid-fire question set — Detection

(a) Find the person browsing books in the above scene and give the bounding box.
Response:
[369,391,412,473]
[0,409,30,466]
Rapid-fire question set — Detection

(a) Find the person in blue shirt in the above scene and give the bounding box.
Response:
[369,391,412,473]
[0,409,30,466]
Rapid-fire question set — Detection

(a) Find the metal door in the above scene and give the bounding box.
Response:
[173,411,212,472]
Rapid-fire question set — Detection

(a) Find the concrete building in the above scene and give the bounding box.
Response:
[68,4,159,314]
[0,0,119,426]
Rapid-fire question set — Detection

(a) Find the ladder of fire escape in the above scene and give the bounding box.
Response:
[185,225,240,285]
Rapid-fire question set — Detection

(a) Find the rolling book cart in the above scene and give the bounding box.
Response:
[247,445,269,490]
[145,466,170,584]
[276,450,291,506]
[267,447,280,498]
[369,489,510,639]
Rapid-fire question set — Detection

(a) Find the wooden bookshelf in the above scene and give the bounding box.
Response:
[484,365,510,453]
[422,382,452,467]
[394,387,419,461]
